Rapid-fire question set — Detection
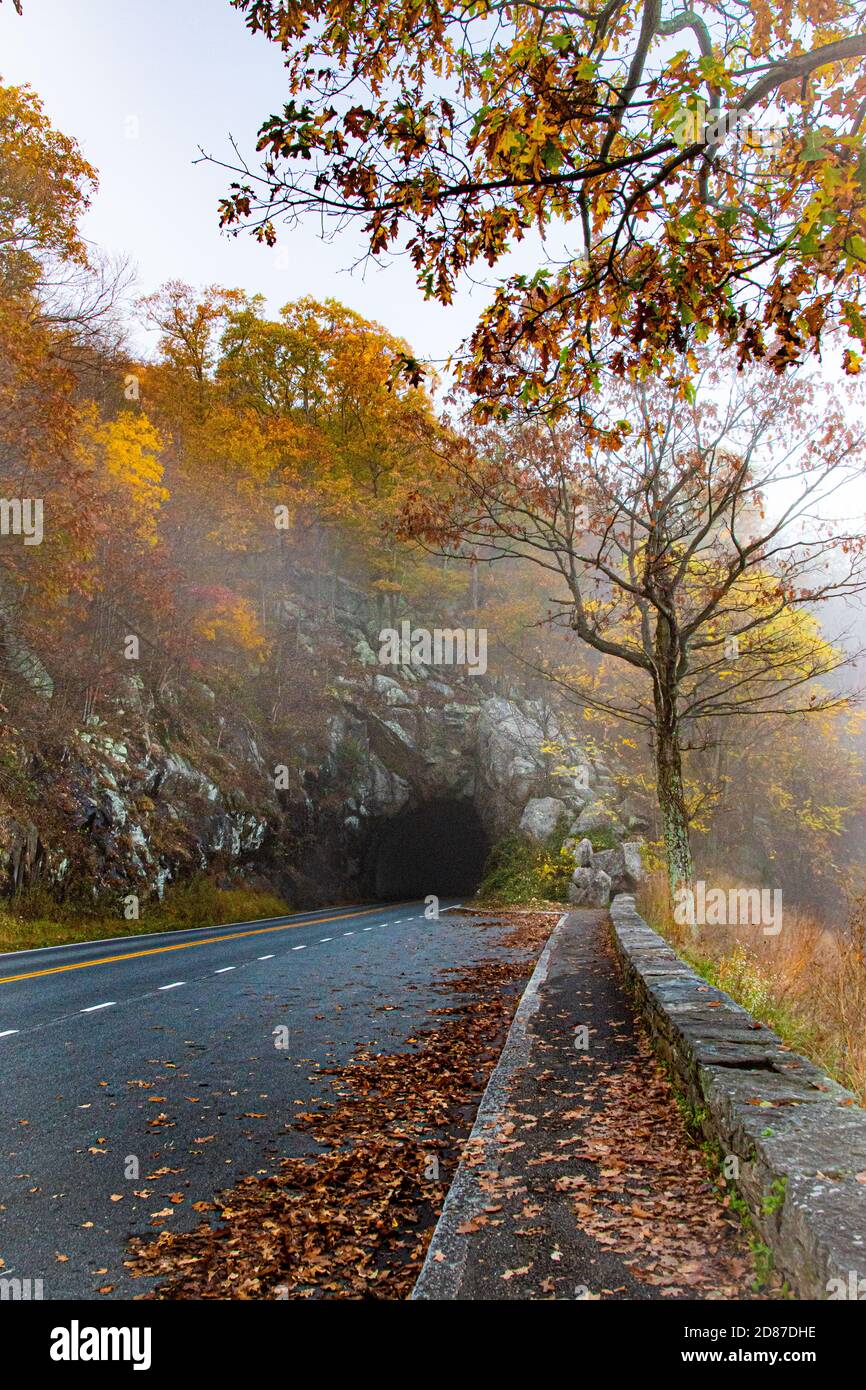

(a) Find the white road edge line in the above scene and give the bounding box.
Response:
[80,1002,116,1013]
[158,982,185,991]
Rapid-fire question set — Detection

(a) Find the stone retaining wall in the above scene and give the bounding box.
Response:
[610,894,866,1300]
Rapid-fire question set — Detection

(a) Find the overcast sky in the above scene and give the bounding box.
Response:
[0,0,520,363]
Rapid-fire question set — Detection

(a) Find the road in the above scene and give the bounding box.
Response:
[0,898,492,1300]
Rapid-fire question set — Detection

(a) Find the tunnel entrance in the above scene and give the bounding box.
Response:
[373,799,490,899]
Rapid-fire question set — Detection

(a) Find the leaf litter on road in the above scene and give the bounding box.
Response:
[125,910,554,1299]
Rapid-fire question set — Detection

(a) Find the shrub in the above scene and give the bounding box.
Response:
[477,822,575,905]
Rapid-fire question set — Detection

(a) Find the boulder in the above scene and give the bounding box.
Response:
[372,674,415,706]
[592,841,644,891]
[618,796,652,832]
[519,796,567,842]
[572,803,623,837]
[622,840,644,883]
[570,836,594,867]
[568,866,612,907]
[354,636,378,666]
[593,845,633,893]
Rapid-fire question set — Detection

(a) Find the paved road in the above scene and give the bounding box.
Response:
[0,898,492,1300]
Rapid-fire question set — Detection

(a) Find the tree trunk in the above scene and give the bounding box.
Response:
[654,688,694,900]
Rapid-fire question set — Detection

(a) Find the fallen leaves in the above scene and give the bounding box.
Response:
[125,910,555,1300]
[556,1032,773,1298]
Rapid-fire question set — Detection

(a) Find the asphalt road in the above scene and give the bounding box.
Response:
[0,898,494,1300]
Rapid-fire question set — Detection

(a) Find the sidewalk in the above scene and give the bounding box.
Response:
[413,909,760,1300]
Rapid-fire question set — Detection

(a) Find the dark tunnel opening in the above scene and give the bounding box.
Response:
[373,799,490,900]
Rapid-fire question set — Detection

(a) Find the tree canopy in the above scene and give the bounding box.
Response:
[219,0,866,422]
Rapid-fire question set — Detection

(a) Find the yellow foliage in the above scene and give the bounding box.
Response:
[90,412,168,545]
[196,593,268,656]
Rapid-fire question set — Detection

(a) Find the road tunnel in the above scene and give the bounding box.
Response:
[373,798,490,900]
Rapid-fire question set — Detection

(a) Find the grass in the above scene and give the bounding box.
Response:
[0,876,292,954]
[638,870,866,1106]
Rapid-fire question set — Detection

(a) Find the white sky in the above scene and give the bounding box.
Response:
[0,0,514,363]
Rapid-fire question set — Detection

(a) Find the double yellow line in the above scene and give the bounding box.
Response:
[0,903,396,986]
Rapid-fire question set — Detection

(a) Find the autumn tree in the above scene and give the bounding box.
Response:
[140,286,446,615]
[404,363,866,893]
[0,79,105,695]
[216,0,866,419]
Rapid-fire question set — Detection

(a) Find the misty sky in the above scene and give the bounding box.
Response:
[0,0,528,363]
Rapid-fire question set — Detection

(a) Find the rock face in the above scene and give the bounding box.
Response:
[0,612,645,909]
[519,797,567,842]
[0,718,271,904]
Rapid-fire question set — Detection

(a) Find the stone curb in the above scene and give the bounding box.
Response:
[411,911,569,1299]
[609,893,866,1300]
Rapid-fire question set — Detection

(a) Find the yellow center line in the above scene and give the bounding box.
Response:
[0,903,409,986]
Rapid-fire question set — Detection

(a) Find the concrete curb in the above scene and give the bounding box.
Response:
[610,893,866,1300]
[411,911,569,1300]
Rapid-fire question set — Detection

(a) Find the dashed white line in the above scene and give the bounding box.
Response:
[343,931,354,936]
[363,926,373,931]
[319,937,333,942]
[292,944,307,951]
[158,982,185,991]
[214,967,235,974]
[80,1002,116,1013]
[258,954,275,961]
[0,1029,20,1037]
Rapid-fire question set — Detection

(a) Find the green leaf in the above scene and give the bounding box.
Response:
[541,141,564,172]
[801,129,827,163]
